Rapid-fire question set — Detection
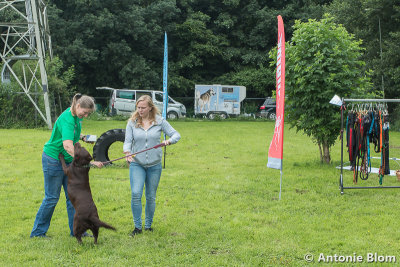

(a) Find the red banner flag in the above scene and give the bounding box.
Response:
[267,15,285,170]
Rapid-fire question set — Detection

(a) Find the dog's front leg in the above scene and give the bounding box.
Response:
[58,153,68,175]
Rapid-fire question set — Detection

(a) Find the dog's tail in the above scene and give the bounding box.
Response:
[94,218,116,231]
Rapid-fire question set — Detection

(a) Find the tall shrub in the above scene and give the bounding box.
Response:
[285,15,374,163]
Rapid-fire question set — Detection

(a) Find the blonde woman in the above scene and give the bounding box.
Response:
[31,94,103,238]
[123,95,180,236]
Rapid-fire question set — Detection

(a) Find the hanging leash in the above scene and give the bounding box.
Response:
[379,111,385,184]
[380,112,390,184]
[366,111,374,173]
[347,111,356,167]
[373,110,381,153]
[360,112,372,180]
[353,112,362,184]
[345,103,392,185]
[346,110,359,184]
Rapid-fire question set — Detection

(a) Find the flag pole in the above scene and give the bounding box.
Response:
[267,15,285,201]
[162,32,168,169]
[279,170,282,200]
[163,146,166,169]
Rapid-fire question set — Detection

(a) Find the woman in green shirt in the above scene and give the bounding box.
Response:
[30,94,103,238]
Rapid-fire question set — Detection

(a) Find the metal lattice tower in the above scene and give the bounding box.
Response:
[0,0,52,129]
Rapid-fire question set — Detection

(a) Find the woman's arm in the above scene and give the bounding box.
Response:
[161,119,181,144]
[63,140,74,157]
[123,120,135,162]
[63,139,103,168]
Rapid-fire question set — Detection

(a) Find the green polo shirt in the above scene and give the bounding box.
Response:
[43,107,82,163]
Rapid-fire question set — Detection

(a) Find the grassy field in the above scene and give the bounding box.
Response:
[2,119,400,266]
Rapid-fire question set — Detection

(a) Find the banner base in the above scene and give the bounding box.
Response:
[267,157,282,170]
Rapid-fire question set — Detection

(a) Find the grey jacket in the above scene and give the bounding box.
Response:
[123,115,181,167]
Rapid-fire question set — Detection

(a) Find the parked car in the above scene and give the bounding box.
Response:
[96,87,186,119]
[256,97,276,120]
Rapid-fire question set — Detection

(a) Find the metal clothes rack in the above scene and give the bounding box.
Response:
[339,98,400,194]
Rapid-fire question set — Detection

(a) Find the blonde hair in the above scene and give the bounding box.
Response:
[130,95,160,127]
[71,93,96,116]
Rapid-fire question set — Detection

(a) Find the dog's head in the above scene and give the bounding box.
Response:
[73,142,93,166]
[209,88,216,96]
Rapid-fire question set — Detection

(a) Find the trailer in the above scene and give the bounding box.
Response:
[194,84,246,119]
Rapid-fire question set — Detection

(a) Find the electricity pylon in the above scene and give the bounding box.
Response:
[0,0,52,129]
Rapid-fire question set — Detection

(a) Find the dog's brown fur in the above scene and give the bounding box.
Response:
[59,143,115,244]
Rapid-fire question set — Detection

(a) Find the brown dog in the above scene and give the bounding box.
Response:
[59,142,116,244]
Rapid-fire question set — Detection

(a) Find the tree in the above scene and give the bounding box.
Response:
[46,0,332,99]
[48,0,180,95]
[325,0,400,99]
[284,16,373,163]
[46,56,76,117]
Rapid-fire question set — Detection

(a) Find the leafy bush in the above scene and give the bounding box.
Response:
[0,84,46,128]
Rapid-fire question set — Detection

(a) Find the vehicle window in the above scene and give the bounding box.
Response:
[222,87,234,93]
[117,91,135,100]
[155,93,164,102]
[264,99,276,105]
[168,96,176,104]
[136,91,152,100]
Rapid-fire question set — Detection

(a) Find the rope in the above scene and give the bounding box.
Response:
[84,143,166,168]
[102,143,166,165]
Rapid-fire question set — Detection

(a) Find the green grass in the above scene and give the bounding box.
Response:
[2,120,400,266]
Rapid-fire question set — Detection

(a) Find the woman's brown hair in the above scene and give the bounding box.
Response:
[71,93,96,116]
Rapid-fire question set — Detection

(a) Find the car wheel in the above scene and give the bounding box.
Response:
[167,111,178,120]
[220,113,228,119]
[208,113,215,120]
[268,112,276,120]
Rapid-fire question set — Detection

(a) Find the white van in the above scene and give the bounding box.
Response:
[97,87,186,119]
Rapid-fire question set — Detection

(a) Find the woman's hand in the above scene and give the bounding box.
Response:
[124,152,134,163]
[126,155,135,163]
[91,161,104,168]
[163,140,171,146]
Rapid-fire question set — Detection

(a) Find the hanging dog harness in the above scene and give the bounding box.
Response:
[346,104,390,185]
[359,112,373,180]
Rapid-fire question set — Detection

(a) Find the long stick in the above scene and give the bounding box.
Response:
[102,143,166,165]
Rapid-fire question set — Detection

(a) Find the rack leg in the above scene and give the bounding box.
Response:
[340,102,344,195]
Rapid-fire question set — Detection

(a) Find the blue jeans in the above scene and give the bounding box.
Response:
[129,162,162,229]
[30,152,75,237]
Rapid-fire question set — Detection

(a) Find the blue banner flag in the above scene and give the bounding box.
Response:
[162,32,168,119]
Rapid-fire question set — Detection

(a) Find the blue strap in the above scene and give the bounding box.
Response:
[368,115,374,134]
